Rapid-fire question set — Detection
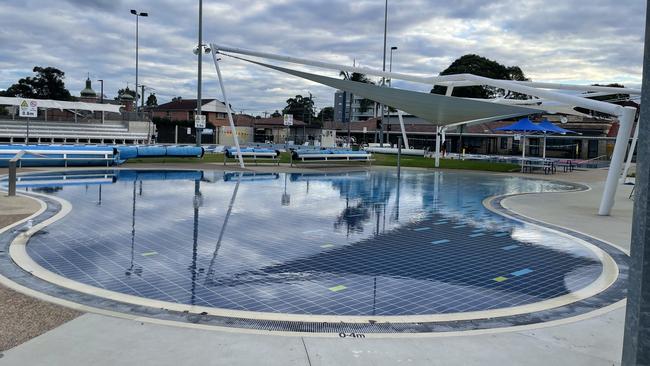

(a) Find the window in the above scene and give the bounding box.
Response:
[500,137,508,149]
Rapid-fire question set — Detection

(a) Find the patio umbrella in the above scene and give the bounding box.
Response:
[495,118,546,159]
[537,119,577,159]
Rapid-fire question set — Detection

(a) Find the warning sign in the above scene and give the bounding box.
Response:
[283,114,293,126]
[19,99,38,118]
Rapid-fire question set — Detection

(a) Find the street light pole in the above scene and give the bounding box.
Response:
[130,9,148,120]
[379,0,388,147]
[196,0,203,147]
[98,79,104,124]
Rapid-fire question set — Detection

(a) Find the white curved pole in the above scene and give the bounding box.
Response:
[621,113,640,183]
[397,110,409,149]
[599,106,637,215]
[210,46,244,168]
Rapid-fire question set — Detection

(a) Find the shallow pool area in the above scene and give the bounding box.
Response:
[5,168,618,322]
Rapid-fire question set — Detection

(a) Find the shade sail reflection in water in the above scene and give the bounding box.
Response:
[18,169,604,316]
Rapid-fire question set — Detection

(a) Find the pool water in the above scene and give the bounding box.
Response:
[20,169,603,316]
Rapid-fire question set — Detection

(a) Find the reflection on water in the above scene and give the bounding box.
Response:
[19,169,601,316]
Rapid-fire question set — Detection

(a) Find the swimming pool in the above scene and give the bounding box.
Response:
[6,168,622,325]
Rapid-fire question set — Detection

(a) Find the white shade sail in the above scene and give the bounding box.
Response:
[0,97,123,113]
[238,58,541,125]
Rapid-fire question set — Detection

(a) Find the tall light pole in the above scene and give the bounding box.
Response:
[130,9,148,120]
[195,0,203,147]
[379,0,388,146]
[389,47,397,85]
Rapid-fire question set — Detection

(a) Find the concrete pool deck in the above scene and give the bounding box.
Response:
[0,165,634,365]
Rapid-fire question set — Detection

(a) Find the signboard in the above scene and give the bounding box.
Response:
[194,115,206,129]
[19,99,38,118]
[283,114,293,126]
[187,128,192,134]
[363,127,367,134]
[514,134,521,141]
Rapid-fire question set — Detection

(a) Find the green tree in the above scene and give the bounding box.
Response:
[282,95,315,121]
[270,110,282,118]
[146,93,158,107]
[114,88,138,101]
[430,54,529,99]
[317,106,334,121]
[1,66,73,100]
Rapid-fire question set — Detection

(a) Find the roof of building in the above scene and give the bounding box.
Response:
[155,99,215,111]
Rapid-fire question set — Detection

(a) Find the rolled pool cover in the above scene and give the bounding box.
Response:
[114,145,204,163]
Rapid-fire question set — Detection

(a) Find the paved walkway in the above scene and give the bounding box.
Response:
[0,167,634,365]
[0,194,81,352]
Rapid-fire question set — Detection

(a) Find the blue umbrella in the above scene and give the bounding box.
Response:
[537,119,577,158]
[495,118,546,159]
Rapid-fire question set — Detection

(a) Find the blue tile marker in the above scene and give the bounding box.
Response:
[431,239,451,245]
[493,232,510,238]
[502,245,519,251]
[468,233,485,238]
[511,268,534,277]
[452,225,467,229]
[414,227,431,232]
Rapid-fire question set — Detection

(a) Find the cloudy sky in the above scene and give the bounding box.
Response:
[0,0,646,115]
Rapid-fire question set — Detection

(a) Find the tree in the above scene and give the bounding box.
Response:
[1,66,73,100]
[146,93,158,107]
[114,88,138,101]
[317,106,334,121]
[282,95,315,121]
[430,54,530,99]
[172,96,183,102]
[270,110,282,118]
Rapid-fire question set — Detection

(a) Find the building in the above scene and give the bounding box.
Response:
[323,110,637,161]
[152,98,228,125]
[333,90,376,123]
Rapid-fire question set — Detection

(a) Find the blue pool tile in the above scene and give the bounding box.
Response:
[21,169,604,317]
[502,245,519,251]
[511,268,534,277]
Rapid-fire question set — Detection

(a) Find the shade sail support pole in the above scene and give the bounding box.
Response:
[599,106,637,215]
[621,113,640,183]
[211,46,244,168]
[435,125,441,168]
[397,110,409,149]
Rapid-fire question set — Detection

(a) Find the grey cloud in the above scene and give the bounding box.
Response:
[0,0,646,116]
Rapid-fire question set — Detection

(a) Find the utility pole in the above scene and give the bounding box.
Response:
[195,0,203,147]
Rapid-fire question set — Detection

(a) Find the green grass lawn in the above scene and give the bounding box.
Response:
[370,153,519,172]
[126,152,519,172]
